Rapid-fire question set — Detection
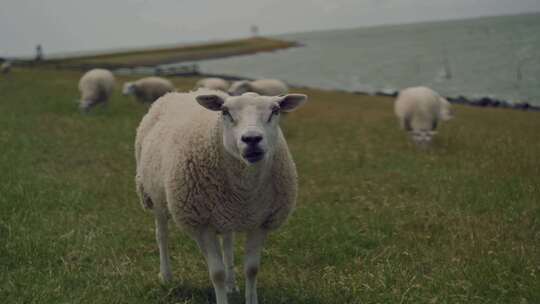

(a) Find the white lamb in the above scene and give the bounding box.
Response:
[123,76,175,103]
[1,61,11,74]
[195,77,230,91]
[229,79,289,96]
[78,69,115,112]
[135,89,307,304]
[394,86,453,144]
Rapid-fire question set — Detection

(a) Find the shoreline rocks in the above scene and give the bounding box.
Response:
[353,89,539,112]
[446,95,539,112]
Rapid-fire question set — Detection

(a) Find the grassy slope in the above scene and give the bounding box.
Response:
[0,68,539,304]
[44,38,296,67]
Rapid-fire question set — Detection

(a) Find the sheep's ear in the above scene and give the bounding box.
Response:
[277,94,307,112]
[196,94,225,111]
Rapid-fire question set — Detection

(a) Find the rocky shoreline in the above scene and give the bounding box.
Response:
[369,89,540,112]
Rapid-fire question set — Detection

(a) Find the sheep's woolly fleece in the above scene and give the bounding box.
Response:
[394,86,450,132]
[1,61,11,74]
[78,69,115,108]
[230,79,289,96]
[135,90,298,233]
[125,77,175,103]
[195,77,230,91]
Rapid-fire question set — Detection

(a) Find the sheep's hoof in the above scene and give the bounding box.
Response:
[159,272,173,285]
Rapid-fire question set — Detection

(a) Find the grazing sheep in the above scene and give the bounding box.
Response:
[195,77,229,91]
[78,69,115,112]
[123,76,175,103]
[394,86,453,145]
[135,89,307,304]
[1,61,11,74]
[229,79,289,96]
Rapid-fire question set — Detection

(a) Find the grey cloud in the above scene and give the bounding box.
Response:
[1,0,539,57]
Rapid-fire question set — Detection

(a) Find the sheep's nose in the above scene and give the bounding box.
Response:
[241,132,263,145]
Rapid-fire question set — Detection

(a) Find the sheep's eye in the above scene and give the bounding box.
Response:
[222,109,234,122]
[268,107,280,122]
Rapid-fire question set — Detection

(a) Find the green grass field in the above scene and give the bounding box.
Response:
[40,38,296,68]
[1,68,539,304]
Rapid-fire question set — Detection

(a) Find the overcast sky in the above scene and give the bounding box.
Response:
[1,0,540,57]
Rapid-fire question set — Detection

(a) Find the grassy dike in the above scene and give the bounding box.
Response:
[0,68,539,303]
[36,37,297,68]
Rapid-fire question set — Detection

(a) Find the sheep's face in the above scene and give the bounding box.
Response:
[440,108,453,121]
[197,92,307,165]
[122,82,135,95]
[440,107,453,121]
[410,130,436,145]
[228,81,252,96]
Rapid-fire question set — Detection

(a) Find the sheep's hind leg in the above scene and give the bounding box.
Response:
[222,232,239,293]
[244,229,268,304]
[194,228,228,304]
[154,208,173,283]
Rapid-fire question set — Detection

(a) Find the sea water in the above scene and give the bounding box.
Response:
[188,14,540,105]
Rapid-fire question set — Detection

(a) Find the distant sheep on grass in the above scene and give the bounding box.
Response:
[123,76,175,103]
[229,79,288,96]
[135,89,307,304]
[195,77,229,91]
[78,69,115,112]
[1,61,12,74]
[394,86,453,145]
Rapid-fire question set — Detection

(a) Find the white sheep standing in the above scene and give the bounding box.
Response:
[229,79,289,96]
[195,77,230,91]
[122,76,175,103]
[1,61,12,74]
[78,69,115,112]
[394,86,453,145]
[135,89,307,304]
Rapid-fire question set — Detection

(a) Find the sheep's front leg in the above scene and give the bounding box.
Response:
[194,228,228,304]
[154,209,172,283]
[222,232,239,293]
[244,229,268,304]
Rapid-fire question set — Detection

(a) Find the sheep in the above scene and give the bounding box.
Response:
[394,86,453,145]
[228,79,289,96]
[78,69,115,112]
[1,61,11,74]
[135,89,307,304]
[195,77,230,91]
[122,76,175,103]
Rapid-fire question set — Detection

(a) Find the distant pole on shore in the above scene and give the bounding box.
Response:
[250,25,259,37]
[442,49,452,80]
[35,44,43,62]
